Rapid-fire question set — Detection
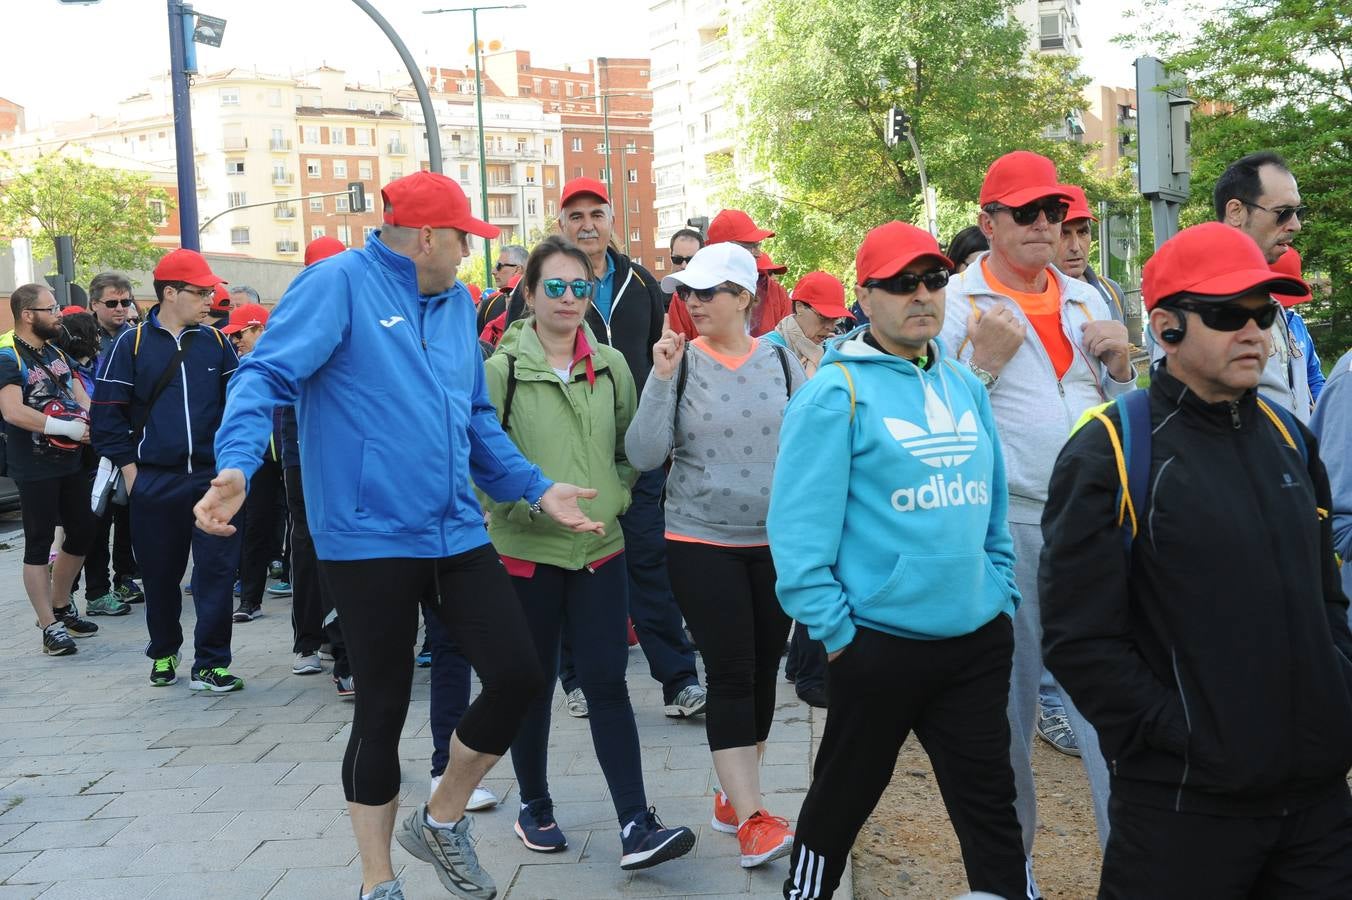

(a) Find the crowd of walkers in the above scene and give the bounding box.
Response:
[3,144,1350,900]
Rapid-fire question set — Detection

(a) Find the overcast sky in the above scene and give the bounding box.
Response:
[5,0,1174,127]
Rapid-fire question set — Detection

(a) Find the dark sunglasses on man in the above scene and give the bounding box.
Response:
[494,261,521,271]
[863,268,951,295]
[101,298,136,308]
[1241,201,1309,226]
[1170,298,1281,331]
[670,254,694,266]
[988,197,1070,227]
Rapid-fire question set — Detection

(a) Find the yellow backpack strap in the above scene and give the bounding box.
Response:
[133,323,144,356]
[1255,398,1298,452]
[954,296,981,359]
[831,362,856,422]
[1076,401,1137,538]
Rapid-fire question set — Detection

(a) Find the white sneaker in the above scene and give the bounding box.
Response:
[292,653,323,675]
[429,775,500,812]
[565,687,589,718]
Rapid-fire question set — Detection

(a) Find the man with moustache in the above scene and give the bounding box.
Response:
[940,151,1135,854]
[504,177,707,721]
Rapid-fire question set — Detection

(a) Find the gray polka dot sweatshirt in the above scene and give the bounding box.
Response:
[626,339,807,545]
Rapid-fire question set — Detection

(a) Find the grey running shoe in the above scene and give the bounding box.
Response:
[565,687,589,718]
[361,879,404,899]
[1036,709,1082,757]
[292,653,323,675]
[395,804,496,900]
[664,684,707,718]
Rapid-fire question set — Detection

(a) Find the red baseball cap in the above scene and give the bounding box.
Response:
[1143,222,1308,311]
[304,236,346,266]
[757,252,788,275]
[211,283,232,313]
[707,209,775,245]
[855,222,953,285]
[979,151,1073,209]
[60,305,86,316]
[1060,184,1098,223]
[559,177,610,207]
[791,271,853,320]
[1269,246,1313,306]
[381,171,499,238]
[154,248,226,288]
[221,302,270,335]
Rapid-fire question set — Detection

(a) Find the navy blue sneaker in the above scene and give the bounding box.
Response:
[619,807,694,870]
[514,798,567,853]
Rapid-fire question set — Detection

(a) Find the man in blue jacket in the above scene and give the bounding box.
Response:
[769,222,1035,900]
[92,249,244,692]
[195,171,604,900]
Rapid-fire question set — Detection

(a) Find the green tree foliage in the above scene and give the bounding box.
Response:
[0,151,173,285]
[1129,0,1352,350]
[720,0,1105,279]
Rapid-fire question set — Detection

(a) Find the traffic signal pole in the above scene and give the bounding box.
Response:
[168,0,201,250]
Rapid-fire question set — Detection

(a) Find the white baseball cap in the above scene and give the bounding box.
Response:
[661,243,759,296]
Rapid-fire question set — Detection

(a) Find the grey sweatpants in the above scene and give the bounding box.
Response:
[1009,521,1111,853]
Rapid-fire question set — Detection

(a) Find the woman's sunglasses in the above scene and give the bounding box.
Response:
[676,283,739,303]
[863,269,951,295]
[541,278,593,299]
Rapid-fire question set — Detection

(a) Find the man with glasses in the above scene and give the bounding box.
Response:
[82,272,143,616]
[1041,222,1352,896]
[476,244,527,335]
[940,150,1135,856]
[1215,151,1313,421]
[93,249,245,692]
[668,228,703,273]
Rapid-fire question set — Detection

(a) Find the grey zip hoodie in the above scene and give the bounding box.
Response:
[939,253,1135,523]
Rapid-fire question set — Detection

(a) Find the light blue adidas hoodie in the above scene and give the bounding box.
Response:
[767,327,1019,653]
[214,234,550,561]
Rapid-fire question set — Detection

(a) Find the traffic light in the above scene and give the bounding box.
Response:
[348,181,367,213]
[887,107,911,147]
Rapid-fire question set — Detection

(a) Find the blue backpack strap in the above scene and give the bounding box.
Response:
[1117,389,1152,557]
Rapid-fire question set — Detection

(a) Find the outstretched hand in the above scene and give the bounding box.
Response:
[193,468,247,536]
[539,482,605,535]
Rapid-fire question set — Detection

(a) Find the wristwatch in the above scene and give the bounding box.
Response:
[968,361,999,390]
[529,497,545,515]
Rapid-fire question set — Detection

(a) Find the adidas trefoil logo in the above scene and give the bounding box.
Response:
[883,382,979,468]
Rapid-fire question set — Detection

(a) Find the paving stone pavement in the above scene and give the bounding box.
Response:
[0,529,850,899]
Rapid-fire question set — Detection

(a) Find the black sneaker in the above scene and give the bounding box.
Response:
[150,654,179,686]
[42,622,77,656]
[232,603,261,623]
[53,603,98,638]
[115,579,145,603]
[189,667,244,692]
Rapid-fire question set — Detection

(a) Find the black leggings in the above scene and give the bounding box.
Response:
[319,544,546,806]
[666,541,791,752]
[18,470,96,565]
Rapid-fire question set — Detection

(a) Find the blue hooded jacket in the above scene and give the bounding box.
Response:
[214,234,550,561]
[767,327,1019,653]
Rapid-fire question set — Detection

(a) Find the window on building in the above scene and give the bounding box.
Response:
[347,99,358,110]
[628,169,638,183]
[310,198,325,213]
[355,128,371,146]
[703,113,713,134]
[1040,14,1066,49]
[391,165,403,179]
[571,137,582,152]
[311,225,327,241]
[549,82,559,97]
[230,226,249,244]
[459,164,470,182]
[268,89,282,107]
[337,225,352,244]
[525,165,537,184]
[307,159,321,177]
[333,160,348,179]
[517,139,527,153]
[631,198,640,213]
[330,127,347,145]
[336,196,350,213]
[220,88,240,106]
[147,200,167,226]
[527,198,537,215]
[227,191,247,208]
[544,139,553,156]
[631,230,641,243]
[226,160,245,175]
[626,140,637,152]
[545,172,556,187]
[546,200,556,217]
[363,225,377,243]
[304,126,320,144]
[574,166,583,178]
[359,160,373,179]
[655,255,666,271]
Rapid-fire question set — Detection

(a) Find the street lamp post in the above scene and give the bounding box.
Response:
[425,4,526,286]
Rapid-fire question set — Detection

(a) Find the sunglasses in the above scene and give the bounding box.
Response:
[100,298,135,309]
[990,198,1069,226]
[1173,299,1280,332]
[676,283,740,303]
[669,255,693,266]
[863,268,951,295]
[541,278,593,299]
[1241,201,1308,226]
[494,261,521,271]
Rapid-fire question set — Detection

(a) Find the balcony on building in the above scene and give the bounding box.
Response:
[272,171,296,186]
[387,138,407,155]
[276,240,300,254]
[273,205,297,220]
[269,138,293,151]
[222,135,248,150]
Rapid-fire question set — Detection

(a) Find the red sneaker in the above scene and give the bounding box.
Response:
[711,789,738,834]
[737,810,794,868]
